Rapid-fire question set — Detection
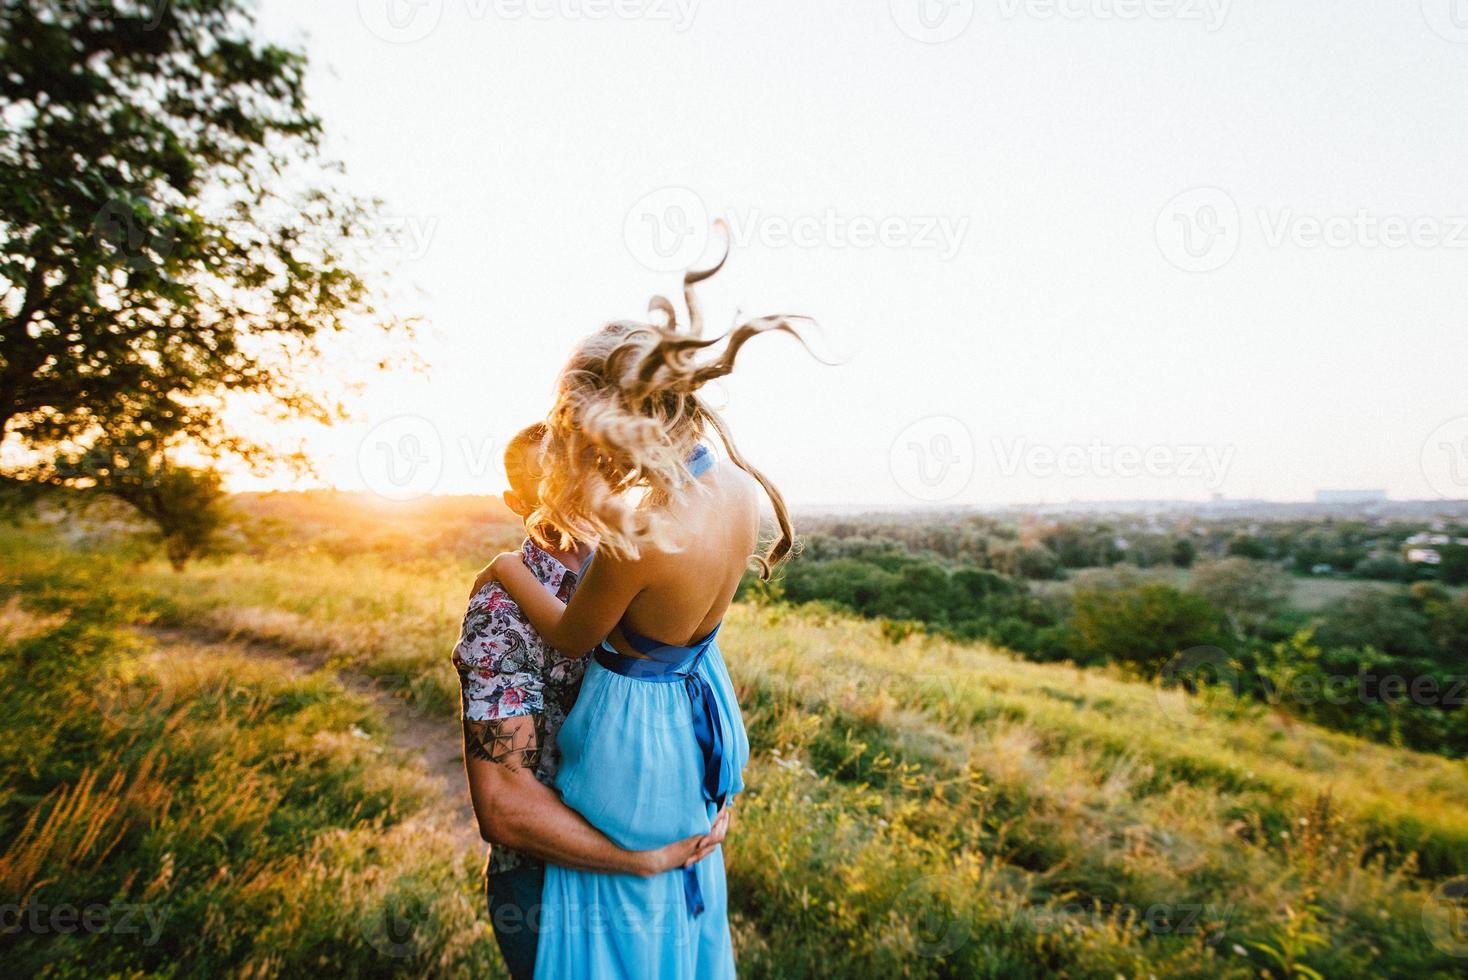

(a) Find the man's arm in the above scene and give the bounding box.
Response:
[463,714,725,874]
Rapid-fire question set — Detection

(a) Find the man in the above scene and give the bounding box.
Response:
[452,423,728,979]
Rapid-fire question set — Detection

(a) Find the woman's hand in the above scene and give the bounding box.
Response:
[636,805,733,876]
[468,551,522,601]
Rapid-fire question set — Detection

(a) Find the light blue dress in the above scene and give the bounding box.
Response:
[533,448,750,979]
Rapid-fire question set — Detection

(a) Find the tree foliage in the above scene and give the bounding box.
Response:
[0,0,401,559]
[1066,568,1223,674]
[1190,556,1292,638]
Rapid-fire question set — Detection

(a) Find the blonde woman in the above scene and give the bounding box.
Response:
[484,242,812,978]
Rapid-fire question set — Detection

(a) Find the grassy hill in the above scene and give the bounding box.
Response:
[3,514,1466,977]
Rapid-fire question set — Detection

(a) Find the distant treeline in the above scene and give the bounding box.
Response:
[792,512,1468,584]
[750,520,1468,758]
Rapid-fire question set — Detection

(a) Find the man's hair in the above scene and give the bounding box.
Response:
[504,422,548,503]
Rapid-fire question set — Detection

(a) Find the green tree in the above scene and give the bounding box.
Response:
[1409,582,1468,667]
[1226,534,1270,560]
[1068,570,1223,674]
[1438,544,1468,586]
[0,0,402,558]
[1314,587,1432,662]
[1190,557,1292,638]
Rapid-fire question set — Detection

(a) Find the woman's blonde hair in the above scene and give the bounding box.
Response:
[530,227,813,579]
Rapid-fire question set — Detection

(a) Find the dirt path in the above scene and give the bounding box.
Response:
[138,625,483,853]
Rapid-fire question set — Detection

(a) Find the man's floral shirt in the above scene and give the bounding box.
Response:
[452,537,588,874]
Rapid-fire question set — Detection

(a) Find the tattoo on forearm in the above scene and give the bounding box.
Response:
[464,718,541,772]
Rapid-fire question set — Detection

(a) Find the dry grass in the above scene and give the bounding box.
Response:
[4,522,1466,977]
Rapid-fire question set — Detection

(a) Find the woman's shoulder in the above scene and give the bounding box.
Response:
[706,456,759,499]
[716,462,764,524]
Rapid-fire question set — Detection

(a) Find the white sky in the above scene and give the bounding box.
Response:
[245,0,1468,507]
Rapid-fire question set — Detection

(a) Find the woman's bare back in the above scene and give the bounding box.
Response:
[607,461,761,654]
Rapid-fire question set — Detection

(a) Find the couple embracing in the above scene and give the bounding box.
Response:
[452,246,811,979]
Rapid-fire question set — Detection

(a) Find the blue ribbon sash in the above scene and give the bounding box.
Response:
[594,622,730,918]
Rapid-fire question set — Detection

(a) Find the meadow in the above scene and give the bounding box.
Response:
[3,496,1468,978]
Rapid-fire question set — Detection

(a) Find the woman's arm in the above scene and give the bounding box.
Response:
[490,549,643,656]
